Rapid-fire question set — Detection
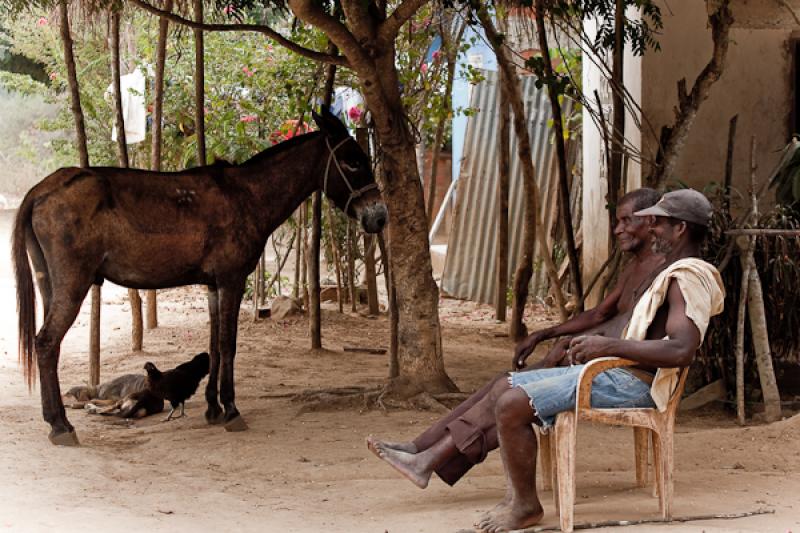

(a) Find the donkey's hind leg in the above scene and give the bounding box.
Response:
[204,286,224,424]
[36,279,92,446]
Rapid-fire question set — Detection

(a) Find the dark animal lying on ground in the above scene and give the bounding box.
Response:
[145,352,210,421]
[64,374,164,419]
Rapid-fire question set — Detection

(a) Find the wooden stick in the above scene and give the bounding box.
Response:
[508,509,774,532]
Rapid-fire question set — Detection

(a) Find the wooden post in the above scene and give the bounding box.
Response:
[377,233,398,378]
[734,236,752,425]
[347,219,357,312]
[325,200,344,313]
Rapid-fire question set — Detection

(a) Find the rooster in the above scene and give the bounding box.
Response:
[144,352,210,421]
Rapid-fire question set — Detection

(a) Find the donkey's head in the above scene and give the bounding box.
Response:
[312,106,387,234]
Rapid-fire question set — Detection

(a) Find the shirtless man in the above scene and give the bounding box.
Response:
[514,187,665,371]
[367,188,664,487]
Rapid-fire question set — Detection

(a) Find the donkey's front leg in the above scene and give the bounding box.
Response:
[204,286,224,424]
[217,282,247,432]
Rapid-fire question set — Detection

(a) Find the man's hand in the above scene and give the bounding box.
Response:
[512,332,545,370]
[567,335,615,364]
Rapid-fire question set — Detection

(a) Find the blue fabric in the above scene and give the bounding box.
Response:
[508,365,655,430]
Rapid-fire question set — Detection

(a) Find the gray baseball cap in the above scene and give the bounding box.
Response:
[634,189,712,227]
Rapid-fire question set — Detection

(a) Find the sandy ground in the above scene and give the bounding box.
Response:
[0,208,799,533]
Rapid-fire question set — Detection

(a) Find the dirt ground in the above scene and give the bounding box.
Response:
[0,203,798,533]
[0,280,798,533]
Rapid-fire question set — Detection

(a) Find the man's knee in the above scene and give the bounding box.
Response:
[495,388,534,428]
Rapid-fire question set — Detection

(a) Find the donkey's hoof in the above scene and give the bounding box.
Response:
[205,407,224,425]
[49,429,80,446]
[224,415,248,432]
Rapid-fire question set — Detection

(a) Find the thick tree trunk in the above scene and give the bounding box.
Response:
[533,2,583,310]
[59,0,98,383]
[288,0,455,396]
[146,0,172,329]
[110,9,143,352]
[495,59,510,323]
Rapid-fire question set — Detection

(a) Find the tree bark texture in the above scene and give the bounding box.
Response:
[650,1,733,189]
[477,6,568,336]
[533,2,583,310]
[495,60,511,323]
[111,10,144,352]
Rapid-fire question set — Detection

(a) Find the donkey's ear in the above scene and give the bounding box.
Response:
[313,104,349,139]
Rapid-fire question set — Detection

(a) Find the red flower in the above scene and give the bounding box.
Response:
[36,17,48,26]
[347,106,363,123]
[240,115,258,123]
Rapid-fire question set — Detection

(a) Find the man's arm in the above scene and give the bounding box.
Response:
[568,280,701,368]
[512,276,627,369]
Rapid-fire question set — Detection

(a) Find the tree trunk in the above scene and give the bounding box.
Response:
[288,0,455,396]
[308,43,337,349]
[608,0,625,233]
[293,211,301,299]
[193,0,206,167]
[495,53,510,323]
[59,0,98,383]
[650,1,733,189]
[377,233,399,379]
[533,2,583,310]
[325,200,344,312]
[110,9,143,352]
[146,0,172,330]
[477,6,568,337]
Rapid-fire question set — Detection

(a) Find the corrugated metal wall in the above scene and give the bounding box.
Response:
[442,70,578,305]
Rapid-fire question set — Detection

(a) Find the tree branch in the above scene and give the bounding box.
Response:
[379,0,430,42]
[287,0,371,70]
[650,0,734,189]
[127,0,349,67]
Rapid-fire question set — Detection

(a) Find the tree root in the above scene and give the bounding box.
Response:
[290,385,469,415]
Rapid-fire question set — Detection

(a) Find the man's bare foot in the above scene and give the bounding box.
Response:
[366,435,418,456]
[366,436,431,489]
[475,501,544,533]
[477,492,512,523]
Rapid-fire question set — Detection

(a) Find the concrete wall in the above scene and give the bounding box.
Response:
[640,0,794,205]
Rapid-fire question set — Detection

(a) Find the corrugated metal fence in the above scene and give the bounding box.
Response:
[442,70,579,305]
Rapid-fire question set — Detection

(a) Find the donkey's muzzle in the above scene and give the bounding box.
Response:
[361,203,387,234]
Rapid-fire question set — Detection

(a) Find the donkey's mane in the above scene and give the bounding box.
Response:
[240,130,325,167]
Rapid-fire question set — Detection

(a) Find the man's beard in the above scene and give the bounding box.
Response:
[652,236,672,254]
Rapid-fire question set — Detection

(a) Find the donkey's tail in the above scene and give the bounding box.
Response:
[13,194,37,390]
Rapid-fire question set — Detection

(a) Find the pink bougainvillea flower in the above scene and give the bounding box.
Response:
[242,66,254,77]
[36,17,48,26]
[222,4,235,15]
[240,115,258,123]
[420,63,429,74]
[347,106,363,123]
[48,72,57,81]
[431,50,442,62]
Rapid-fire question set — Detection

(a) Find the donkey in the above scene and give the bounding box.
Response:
[14,106,387,445]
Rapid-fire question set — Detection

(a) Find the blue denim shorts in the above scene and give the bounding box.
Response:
[508,365,655,430]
